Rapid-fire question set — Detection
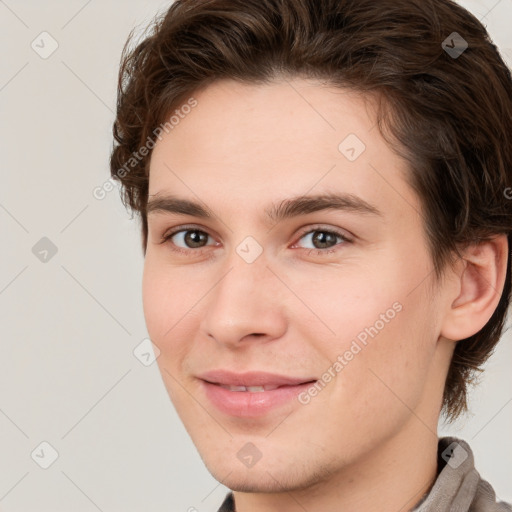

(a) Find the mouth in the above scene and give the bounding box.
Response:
[205,382,316,392]
[198,369,317,388]
[197,370,318,417]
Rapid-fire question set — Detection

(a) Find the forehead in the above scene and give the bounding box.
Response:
[148,78,420,223]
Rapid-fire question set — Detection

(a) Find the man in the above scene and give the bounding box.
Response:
[109,0,512,510]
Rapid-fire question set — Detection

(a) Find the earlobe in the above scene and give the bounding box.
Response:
[440,235,508,342]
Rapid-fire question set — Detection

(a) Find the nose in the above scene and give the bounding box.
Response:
[199,252,288,349]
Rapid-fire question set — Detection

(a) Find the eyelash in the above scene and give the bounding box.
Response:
[159,224,352,258]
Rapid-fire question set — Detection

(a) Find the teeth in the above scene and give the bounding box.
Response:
[246,386,265,392]
[219,384,280,392]
[221,385,247,391]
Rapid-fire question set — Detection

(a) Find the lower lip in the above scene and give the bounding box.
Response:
[200,380,316,417]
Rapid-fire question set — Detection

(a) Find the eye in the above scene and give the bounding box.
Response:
[293,227,352,255]
[160,225,217,255]
[159,224,352,258]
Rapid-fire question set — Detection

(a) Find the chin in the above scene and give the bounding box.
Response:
[201,453,336,495]
[207,468,292,493]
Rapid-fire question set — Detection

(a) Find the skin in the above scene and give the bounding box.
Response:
[142,78,507,512]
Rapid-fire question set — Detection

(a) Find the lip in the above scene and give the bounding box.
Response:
[198,370,317,417]
[198,370,316,387]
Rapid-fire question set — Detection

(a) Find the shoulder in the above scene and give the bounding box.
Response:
[470,477,512,512]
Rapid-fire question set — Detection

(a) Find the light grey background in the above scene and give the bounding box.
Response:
[0,1,511,511]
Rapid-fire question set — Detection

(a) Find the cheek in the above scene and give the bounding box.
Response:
[142,257,197,338]
[141,259,166,337]
[285,262,404,356]
[142,258,213,384]
[305,253,437,403]
[351,298,437,424]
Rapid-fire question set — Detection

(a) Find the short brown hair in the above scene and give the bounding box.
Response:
[110,0,512,422]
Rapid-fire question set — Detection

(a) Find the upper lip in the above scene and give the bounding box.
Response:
[198,370,316,387]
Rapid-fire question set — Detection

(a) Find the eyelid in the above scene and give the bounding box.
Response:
[292,224,354,245]
[160,224,218,244]
[160,223,353,244]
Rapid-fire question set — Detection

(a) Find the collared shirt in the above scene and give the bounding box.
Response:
[216,437,511,512]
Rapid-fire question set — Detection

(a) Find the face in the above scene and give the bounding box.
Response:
[142,78,451,493]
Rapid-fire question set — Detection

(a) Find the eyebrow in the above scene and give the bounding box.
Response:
[146,192,383,223]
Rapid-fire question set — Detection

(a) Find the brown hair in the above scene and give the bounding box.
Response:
[110,0,512,422]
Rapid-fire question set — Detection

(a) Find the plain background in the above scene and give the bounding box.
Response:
[0,1,511,510]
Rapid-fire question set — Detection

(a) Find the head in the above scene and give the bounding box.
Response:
[110,0,512,492]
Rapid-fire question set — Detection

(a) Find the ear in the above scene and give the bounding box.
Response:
[440,235,509,342]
